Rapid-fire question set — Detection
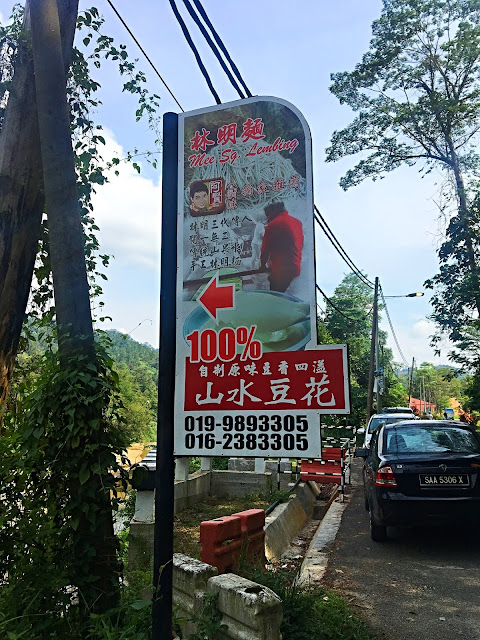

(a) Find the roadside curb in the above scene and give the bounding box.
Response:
[297,460,362,585]
[297,497,348,584]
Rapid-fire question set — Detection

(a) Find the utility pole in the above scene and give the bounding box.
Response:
[366,277,379,421]
[375,316,382,413]
[408,357,415,406]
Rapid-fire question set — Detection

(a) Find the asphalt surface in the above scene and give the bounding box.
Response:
[323,460,480,640]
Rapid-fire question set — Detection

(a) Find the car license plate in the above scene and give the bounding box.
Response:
[419,474,469,487]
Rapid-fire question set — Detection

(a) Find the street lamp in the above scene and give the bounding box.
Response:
[384,292,424,298]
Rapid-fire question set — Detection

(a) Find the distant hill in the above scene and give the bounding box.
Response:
[396,364,460,376]
[105,330,158,370]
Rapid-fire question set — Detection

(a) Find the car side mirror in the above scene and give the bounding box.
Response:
[357,427,365,435]
[355,448,369,458]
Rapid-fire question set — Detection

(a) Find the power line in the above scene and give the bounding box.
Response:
[315,206,374,287]
[181,0,246,100]
[379,284,410,368]
[316,284,369,324]
[314,206,374,289]
[105,0,184,112]
[168,0,222,104]
[190,0,253,98]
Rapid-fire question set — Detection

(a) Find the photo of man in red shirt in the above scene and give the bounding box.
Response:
[260,201,304,292]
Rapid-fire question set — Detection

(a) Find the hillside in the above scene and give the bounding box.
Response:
[105,330,158,369]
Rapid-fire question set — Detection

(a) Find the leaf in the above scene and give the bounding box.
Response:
[131,600,151,610]
[79,467,91,485]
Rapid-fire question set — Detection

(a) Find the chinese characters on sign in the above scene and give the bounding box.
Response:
[185,351,344,411]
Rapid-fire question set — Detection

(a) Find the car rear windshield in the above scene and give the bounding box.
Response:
[385,426,480,454]
[368,416,410,433]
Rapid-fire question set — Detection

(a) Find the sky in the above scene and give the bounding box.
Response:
[0,0,456,365]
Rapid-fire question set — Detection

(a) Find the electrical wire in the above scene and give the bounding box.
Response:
[168,0,222,104]
[316,284,369,324]
[190,0,253,98]
[181,0,246,100]
[315,206,373,287]
[105,0,184,112]
[379,285,410,368]
[314,206,374,289]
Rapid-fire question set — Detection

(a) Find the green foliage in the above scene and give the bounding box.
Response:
[326,0,480,365]
[249,569,378,640]
[327,0,480,189]
[425,195,480,361]
[0,4,165,637]
[176,592,227,640]
[105,329,158,369]
[0,339,130,635]
[411,362,464,411]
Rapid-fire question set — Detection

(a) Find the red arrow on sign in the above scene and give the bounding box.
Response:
[198,273,235,323]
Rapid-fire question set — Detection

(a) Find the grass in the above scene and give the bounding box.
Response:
[248,568,379,640]
[173,494,269,560]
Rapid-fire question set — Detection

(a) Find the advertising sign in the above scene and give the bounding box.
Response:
[174,96,350,457]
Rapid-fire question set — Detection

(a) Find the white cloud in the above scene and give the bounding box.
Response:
[382,317,453,367]
[412,319,435,339]
[91,130,162,270]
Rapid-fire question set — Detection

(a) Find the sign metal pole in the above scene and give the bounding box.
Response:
[153,111,178,639]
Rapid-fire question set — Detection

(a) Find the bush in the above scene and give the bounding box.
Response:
[248,569,378,640]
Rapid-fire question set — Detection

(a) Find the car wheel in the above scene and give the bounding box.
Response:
[369,510,387,542]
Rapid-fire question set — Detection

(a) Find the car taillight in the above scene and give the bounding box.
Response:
[375,466,398,487]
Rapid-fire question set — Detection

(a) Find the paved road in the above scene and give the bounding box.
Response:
[323,461,480,640]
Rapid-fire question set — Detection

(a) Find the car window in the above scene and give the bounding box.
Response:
[369,429,380,453]
[385,426,480,454]
[369,416,410,434]
[385,416,409,425]
[368,417,385,433]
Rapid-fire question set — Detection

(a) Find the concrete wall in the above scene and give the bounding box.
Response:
[211,470,273,498]
[173,554,282,640]
[174,469,211,514]
[265,482,318,561]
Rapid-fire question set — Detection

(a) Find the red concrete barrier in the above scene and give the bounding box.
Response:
[200,515,242,573]
[300,459,342,484]
[232,508,265,569]
[200,508,265,573]
[321,447,344,462]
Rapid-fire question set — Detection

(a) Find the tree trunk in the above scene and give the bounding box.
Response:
[30,0,119,612]
[0,0,78,409]
[447,143,480,318]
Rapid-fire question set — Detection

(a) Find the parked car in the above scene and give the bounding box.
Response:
[443,408,455,420]
[358,412,415,447]
[355,420,480,541]
[382,407,415,415]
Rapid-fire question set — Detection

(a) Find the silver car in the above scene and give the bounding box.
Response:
[359,412,417,447]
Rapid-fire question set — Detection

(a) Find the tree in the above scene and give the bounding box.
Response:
[326,0,480,357]
[0,0,78,407]
[0,2,161,630]
[318,274,407,423]
[411,361,464,413]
